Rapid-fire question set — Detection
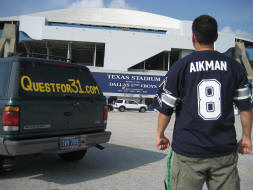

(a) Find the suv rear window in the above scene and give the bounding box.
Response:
[0,62,12,97]
[19,60,102,98]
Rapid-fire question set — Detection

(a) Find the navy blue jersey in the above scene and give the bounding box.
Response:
[152,50,252,158]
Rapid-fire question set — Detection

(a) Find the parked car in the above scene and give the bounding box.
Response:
[0,56,111,171]
[113,99,148,112]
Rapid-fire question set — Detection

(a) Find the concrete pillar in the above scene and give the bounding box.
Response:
[93,44,96,66]
[67,42,72,62]
[3,40,10,57]
[167,52,171,70]
[234,42,253,80]
[0,38,4,57]
[0,24,17,58]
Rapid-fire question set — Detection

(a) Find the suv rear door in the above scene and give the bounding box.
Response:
[13,59,106,139]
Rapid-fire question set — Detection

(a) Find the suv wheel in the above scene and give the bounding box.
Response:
[139,107,146,113]
[58,149,87,162]
[0,156,4,172]
[119,106,125,112]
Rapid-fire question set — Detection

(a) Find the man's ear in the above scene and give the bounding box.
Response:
[192,33,197,47]
[215,33,218,42]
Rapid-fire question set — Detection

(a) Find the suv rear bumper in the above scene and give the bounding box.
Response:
[0,131,111,156]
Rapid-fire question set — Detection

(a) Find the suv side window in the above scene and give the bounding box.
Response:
[129,101,137,104]
[116,100,123,103]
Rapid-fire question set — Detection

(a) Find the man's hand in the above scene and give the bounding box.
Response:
[156,136,170,150]
[238,138,252,154]
[238,110,252,154]
[156,113,171,150]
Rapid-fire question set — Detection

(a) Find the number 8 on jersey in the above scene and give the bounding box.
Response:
[197,79,221,120]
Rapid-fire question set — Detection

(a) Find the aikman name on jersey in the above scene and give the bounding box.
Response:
[190,60,227,73]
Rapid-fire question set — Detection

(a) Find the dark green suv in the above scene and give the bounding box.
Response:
[0,56,111,170]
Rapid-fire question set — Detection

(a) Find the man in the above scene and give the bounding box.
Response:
[152,15,252,190]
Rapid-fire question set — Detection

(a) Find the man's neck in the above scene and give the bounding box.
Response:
[195,43,214,51]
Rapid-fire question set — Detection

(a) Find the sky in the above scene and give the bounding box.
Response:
[1,0,253,40]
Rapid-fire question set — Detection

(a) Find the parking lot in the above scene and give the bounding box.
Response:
[0,111,253,190]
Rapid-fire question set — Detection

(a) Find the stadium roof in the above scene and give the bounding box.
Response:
[0,8,181,31]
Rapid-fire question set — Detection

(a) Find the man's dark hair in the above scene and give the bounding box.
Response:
[192,15,218,45]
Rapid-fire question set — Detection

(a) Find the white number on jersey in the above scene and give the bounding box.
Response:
[197,79,221,120]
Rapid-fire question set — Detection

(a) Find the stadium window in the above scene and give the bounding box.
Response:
[169,48,180,67]
[128,51,169,71]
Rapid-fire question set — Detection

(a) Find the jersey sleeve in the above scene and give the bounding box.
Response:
[152,64,182,116]
[233,65,252,110]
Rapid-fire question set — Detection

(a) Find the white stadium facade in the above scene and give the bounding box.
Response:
[0,8,253,105]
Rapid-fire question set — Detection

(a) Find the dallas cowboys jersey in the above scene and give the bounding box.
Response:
[152,50,252,158]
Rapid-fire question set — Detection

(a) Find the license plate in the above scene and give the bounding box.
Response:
[59,136,80,150]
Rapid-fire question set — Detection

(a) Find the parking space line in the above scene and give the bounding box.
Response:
[81,169,167,174]
[119,169,166,174]
[238,168,253,179]
[81,168,253,176]
[88,168,253,176]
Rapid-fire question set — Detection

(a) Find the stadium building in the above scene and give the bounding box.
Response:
[0,8,253,105]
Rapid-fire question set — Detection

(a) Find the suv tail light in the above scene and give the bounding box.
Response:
[104,105,108,123]
[2,106,20,131]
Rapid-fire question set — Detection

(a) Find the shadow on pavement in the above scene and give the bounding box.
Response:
[0,143,167,185]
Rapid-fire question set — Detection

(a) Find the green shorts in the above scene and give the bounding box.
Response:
[165,150,240,190]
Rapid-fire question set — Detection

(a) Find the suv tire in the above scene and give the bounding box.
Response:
[139,107,146,113]
[58,149,87,162]
[0,156,4,172]
[119,106,125,112]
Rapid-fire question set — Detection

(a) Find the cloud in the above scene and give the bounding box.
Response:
[221,26,234,34]
[67,0,136,10]
[68,0,104,8]
[108,0,137,10]
[221,26,253,40]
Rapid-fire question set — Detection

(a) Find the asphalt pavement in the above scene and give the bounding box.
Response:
[0,111,252,190]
